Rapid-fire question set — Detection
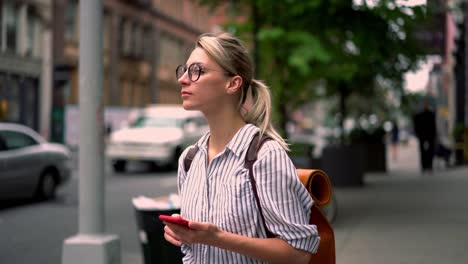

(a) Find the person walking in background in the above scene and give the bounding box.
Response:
[390,120,400,161]
[413,99,436,174]
[161,32,319,263]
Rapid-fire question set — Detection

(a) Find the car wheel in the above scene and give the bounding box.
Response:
[36,170,57,200]
[113,160,127,172]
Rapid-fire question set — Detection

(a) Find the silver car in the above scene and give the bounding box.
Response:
[0,123,72,200]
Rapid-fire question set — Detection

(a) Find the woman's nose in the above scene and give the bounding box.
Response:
[178,71,190,85]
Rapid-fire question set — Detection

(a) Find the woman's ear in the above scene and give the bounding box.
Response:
[226,76,243,95]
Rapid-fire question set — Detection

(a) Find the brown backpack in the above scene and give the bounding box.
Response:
[184,132,336,264]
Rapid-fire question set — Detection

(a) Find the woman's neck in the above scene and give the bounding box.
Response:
[205,110,246,158]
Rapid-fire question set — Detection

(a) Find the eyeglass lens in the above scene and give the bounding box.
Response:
[176,64,202,82]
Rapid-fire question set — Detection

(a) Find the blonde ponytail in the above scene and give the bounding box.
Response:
[241,79,289,151]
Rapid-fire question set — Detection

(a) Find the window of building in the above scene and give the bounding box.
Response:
[159,32,184,68]
[0,0,3,48]
[26,6,35,56]
[130,22,139,57]
[4,0,17,51]
[64,0,77,42]
[103,11,110,51]
[134,23,143,57]
[143,26,153,61]
[119,18,132,56]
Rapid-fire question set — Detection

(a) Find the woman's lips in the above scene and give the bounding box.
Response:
[181,91,192,97]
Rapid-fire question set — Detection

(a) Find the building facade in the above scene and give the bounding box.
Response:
[53,0,221,144]
[60,0,219,108]
[0,0,52,132]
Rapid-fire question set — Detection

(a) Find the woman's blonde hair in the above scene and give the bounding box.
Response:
[196,32,288,150]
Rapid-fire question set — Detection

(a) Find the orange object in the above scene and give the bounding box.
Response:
[297,169,336,264]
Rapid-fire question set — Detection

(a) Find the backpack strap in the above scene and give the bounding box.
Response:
[245,132,275,238]
[184,145,199,173]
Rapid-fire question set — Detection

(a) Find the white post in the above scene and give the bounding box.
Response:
[40,29,53,140]
[62,0,120,263]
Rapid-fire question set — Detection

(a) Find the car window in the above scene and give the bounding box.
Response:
[129,116,182,128]
[0,130,39,151]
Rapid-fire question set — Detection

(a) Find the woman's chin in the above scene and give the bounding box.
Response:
[182,101,197,111]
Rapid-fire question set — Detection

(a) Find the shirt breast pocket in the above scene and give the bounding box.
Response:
[216,168,256,234]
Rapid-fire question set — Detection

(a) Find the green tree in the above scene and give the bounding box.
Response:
[198,0,430,141]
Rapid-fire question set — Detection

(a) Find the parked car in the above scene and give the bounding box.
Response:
[106,104,209,172]
[0,123,72,200]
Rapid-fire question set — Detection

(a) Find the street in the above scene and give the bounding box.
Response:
[0,161,179,264]
[1,138,468,264]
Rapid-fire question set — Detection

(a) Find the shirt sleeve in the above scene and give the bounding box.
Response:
[253,141,320,253]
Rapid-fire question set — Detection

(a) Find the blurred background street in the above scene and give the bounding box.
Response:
[1,0,468,263]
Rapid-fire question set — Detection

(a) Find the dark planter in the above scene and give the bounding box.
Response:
[455,147,465,165]
[362,143,387,173]
[321,144,364,187]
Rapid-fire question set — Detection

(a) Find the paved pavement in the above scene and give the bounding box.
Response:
[332,137,468,264]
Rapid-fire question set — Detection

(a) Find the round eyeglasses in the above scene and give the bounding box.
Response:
[176,63,231,82]
[176,63,206,82]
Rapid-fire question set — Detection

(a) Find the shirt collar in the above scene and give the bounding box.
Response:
[196,124,259,157]
[226,124,259,157]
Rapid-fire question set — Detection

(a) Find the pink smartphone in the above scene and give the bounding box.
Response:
[159,215,190,227]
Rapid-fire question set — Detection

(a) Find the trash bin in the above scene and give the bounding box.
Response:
[133,196,183,264]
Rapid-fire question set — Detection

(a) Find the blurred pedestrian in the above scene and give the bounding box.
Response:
[412,99,436,174]
[161,32,319,263]
[390,120,399,161]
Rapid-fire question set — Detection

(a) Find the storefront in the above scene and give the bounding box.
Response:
[0,72,39,130]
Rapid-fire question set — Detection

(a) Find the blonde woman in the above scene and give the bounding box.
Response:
[162,32,319,264]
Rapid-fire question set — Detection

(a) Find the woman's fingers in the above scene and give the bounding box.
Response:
[164,231,183,247]
[164,220,221,246]
[164,225,181,240]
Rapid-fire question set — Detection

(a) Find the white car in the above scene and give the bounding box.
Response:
[0,123,72,200]
[106,105,208,172]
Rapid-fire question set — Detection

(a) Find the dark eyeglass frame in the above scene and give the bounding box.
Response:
[176,63,230,82]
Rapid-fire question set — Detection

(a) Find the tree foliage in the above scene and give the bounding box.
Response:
[197,0,431,138]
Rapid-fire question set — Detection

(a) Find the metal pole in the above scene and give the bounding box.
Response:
[62,0,120,263]
[78,0,105,235]
[40,30,53,140]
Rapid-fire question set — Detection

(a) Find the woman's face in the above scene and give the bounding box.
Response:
[178,47,233,113]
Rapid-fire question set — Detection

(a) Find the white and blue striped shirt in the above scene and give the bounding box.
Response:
[177,124,320,263]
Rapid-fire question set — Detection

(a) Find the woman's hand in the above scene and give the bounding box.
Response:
[162,215,312,264]
[162,216,222,247]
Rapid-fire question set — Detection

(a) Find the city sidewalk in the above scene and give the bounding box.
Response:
[332,137,468,263]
